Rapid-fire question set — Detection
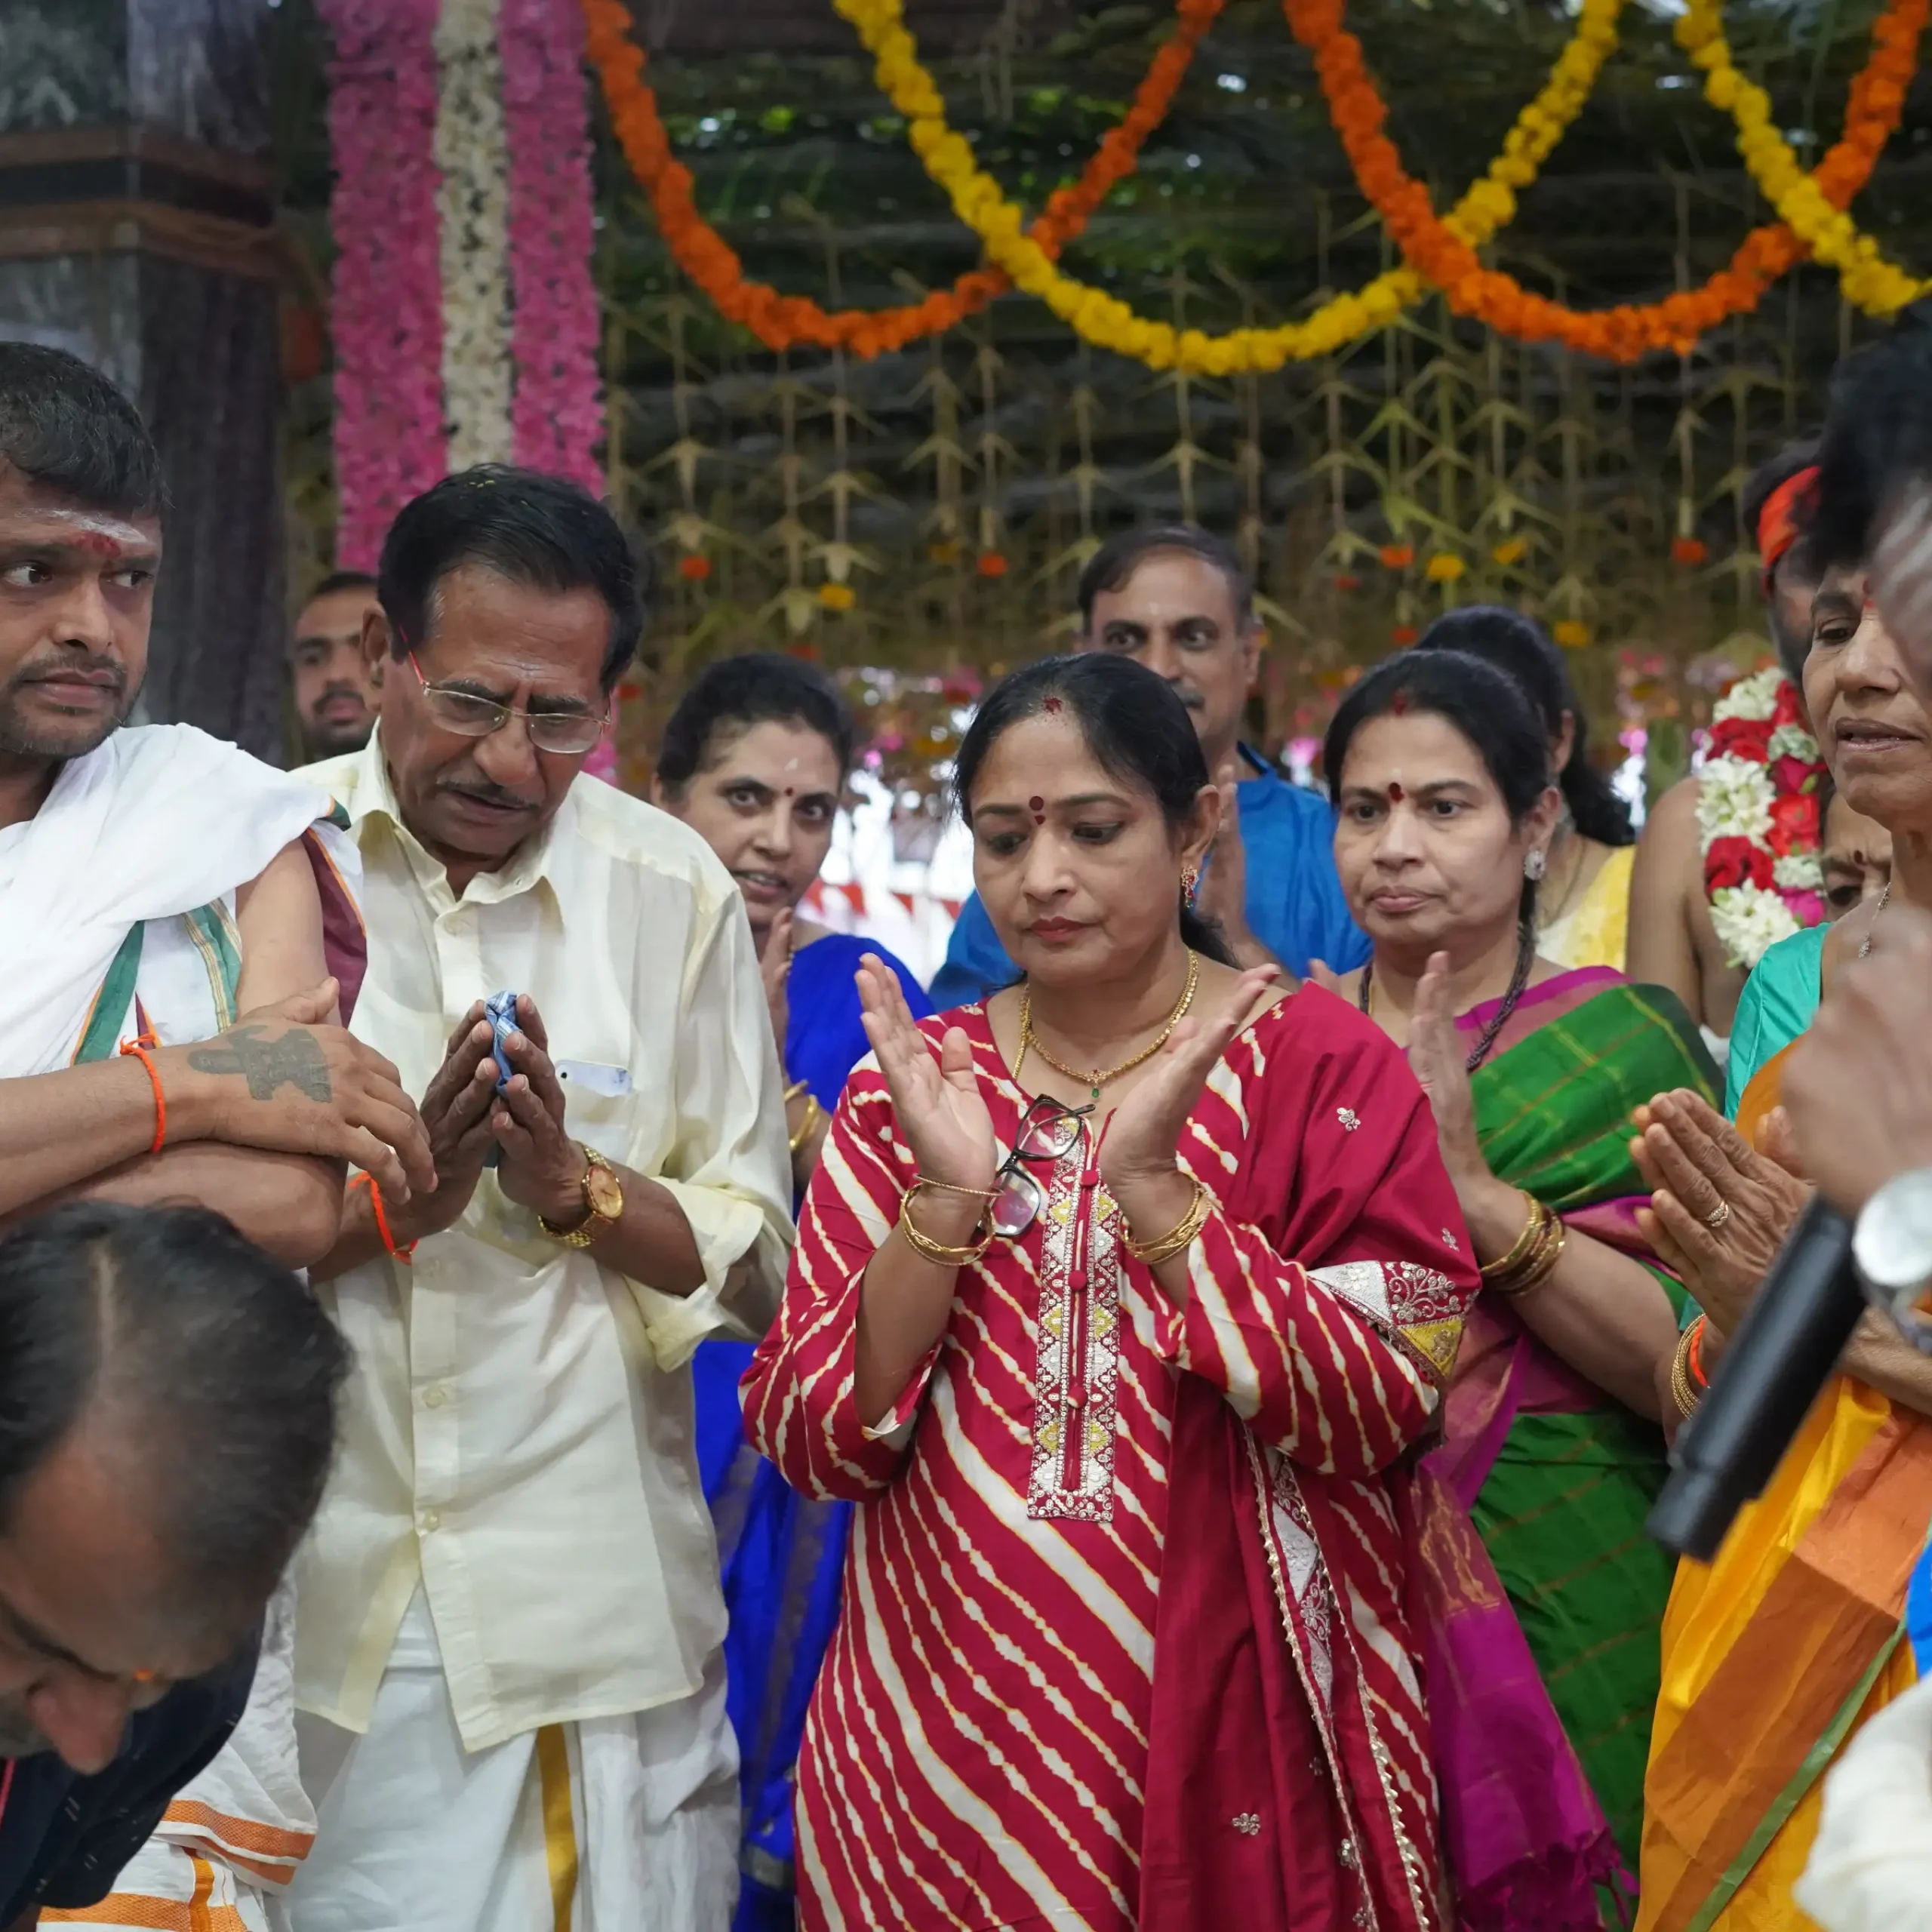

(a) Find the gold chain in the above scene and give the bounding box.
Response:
[1018,952,1201,1100]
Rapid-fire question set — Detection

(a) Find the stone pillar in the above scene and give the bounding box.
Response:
[0,0,286,759]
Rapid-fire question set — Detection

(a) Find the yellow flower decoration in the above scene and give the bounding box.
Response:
[1552,620,1592,649]
[817,582,857,611]
[833,0,1626,371]
[1675,0,1928,315]
[1492,537,1528,566]
[1425,552,1467,582]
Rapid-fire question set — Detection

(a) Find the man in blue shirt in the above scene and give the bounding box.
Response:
[931,522,1369,1008]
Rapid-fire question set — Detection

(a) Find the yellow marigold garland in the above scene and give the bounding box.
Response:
[1677,0,1928,314]
[832,0,1625,373]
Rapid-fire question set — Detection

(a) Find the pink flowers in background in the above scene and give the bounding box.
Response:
[321,0,448,571]
[499,0,605,495]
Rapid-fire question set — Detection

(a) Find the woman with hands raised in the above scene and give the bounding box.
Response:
[1318,648,1722,1885]
[743,653,1481,1932]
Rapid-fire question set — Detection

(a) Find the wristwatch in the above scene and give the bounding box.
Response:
[1853,1166,1932,1352]
[539,1146,624,1250]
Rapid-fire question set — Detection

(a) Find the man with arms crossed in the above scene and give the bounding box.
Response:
[0,342,431,1932]
[288,467,792,1930]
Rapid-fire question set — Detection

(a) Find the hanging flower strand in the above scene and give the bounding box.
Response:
[319,0,447,570]
[580,0,1226,357]
[500,0,605,491]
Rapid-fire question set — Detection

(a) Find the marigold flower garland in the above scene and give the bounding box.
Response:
[580,0,1224,357]
[500,0,605,492]
[1275,0,1926,358]
[1677,0,1930,316]
[320,0,447,571]
[835,0,1626,372]
[1697,668,1829,969]
[846,0,1922,367]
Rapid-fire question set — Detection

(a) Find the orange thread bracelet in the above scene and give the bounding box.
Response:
[118,1035,166,1155]
[1687,1315,1710,1389]
[351,1171,416,1263]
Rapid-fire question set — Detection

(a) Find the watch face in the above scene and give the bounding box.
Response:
[586,1162,624,1220]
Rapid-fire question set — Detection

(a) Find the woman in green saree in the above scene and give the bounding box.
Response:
[1317,650,1720,1897]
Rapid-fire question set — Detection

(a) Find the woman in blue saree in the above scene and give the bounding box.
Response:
[654,654,932,1929]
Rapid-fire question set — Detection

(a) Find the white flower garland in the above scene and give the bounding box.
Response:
[435,0,514,469]
[1696,666,1827,972]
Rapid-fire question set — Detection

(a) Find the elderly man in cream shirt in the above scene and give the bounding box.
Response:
[285,469,793,1932]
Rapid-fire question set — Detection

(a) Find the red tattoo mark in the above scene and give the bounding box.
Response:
[1386,782,1404,803]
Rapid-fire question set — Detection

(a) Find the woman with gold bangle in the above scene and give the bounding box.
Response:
[1315,648,1722,1897]
[743,653,1481,1932]
[651,653,932,1932]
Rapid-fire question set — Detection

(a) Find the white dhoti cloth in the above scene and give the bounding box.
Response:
[287,1592,737,1932]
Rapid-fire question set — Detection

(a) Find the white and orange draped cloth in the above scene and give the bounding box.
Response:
[743,989,1481,1932]
[2,724,362,1932]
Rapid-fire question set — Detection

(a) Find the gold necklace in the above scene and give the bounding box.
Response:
[1018,953,1201,1103]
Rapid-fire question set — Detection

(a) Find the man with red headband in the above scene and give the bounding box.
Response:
[1629,445,1824,1044]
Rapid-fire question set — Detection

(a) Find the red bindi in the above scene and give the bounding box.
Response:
[783,786,795,798]
[1028,794,1046,825]
[1390,691,1411,716]
[1387,782,1404,804]
[73,531,133,559]
[1043,697,1063,714]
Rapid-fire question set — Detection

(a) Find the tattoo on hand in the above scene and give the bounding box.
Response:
[188,1026,334,1103]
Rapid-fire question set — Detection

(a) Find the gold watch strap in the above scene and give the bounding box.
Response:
[540,1146,617,1247]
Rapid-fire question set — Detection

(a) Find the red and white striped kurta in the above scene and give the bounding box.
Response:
[743,989,1479,1932]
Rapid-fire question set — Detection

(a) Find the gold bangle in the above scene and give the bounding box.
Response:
[1480,1193,1544,1282]
[789,1093,824,1156]
[1669,1321,1706,1421]
[1124,1180,1212,1266]
[782,1077,811,1106]
[1496,1216,1567,1299]
[910,1176,1001,1203]
[897,1193,992,1268]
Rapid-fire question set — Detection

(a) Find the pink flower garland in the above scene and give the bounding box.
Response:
[499,0,605,494]
[321,0,448,571]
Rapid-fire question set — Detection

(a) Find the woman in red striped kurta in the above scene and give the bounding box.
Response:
[743,653,1478,1932]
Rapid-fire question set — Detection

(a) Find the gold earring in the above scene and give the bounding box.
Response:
[1180,865,1200,906]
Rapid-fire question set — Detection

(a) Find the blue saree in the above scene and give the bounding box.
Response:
[691,929,932,1928]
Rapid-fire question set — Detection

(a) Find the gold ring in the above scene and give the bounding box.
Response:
[1703,1199,1732,1232]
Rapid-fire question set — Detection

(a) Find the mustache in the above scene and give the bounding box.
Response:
[315,681,367,704]
[438,777,537,814]
[11,652,128,694]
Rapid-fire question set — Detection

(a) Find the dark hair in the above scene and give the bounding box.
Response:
[1413,606,1632,847]
[656,651,856,796]
[306,569,377,602]
[1812,307,1932,574]
[1075,522,1254,633]
[377,465,648,691]
[952,654,1238,966]
[0,1203,349,1644]
[1323,649,1553,927]
[0,340,162,519]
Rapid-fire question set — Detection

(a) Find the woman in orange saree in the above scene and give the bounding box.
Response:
[1632,568,1932,1932]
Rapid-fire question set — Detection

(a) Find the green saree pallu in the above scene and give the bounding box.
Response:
[1432,967,1721,1874]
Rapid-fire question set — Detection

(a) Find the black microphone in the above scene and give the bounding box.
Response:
[1647,1197,1866,1561]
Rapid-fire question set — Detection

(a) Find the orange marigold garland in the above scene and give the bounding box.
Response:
[1282,0,1926,360]
[582,0,1221,356]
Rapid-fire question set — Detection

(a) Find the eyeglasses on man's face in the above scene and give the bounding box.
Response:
[407,653,608,756]
[989,1097,1094,1239]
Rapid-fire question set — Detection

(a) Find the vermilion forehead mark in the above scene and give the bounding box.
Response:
[1387,782,1405,803]
[1043,697,1063,714]
[1029,794,1046,825]
[1390,691,1411,716]
[42,511,149,560]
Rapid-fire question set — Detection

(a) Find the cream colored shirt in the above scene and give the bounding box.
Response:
[291,732,793,1752]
